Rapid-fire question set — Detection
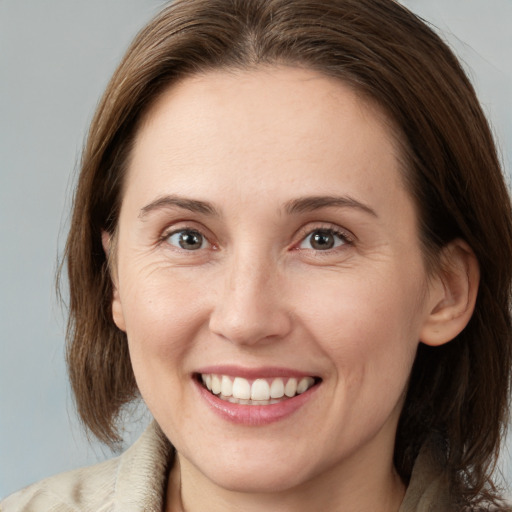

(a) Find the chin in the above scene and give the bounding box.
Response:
[203,463,312,494]
[179,441,319,494]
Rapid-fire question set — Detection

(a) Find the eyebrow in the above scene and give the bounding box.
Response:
[139,195,220,219]
[139,194,377,219]
[284,195,378,217]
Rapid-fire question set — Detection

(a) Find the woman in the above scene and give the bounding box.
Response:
[2,0,511,510]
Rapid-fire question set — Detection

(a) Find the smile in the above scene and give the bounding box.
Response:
[200,374,318,405]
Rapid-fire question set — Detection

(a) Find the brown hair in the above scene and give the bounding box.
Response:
[62,0,512,507]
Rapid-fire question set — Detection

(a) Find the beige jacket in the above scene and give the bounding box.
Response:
[1,422,451,512]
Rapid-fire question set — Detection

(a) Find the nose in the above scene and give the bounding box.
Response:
[208,250,293,346]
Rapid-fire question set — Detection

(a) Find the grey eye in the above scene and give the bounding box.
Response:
[167,229,207,250]
[300,229,346,250]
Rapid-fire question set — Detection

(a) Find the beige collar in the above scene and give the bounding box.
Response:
[113,421,174,511]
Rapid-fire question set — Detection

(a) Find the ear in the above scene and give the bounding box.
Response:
[101,230,126,332]
[420,239,479,347]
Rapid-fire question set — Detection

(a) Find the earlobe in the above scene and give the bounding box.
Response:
[101,230,126,332]
[101,230,111,258]
[420,239,479,347]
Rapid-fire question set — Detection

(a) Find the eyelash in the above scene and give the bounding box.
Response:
[159,224,354,253]
[160,226,215,252]
[295,225,354,253]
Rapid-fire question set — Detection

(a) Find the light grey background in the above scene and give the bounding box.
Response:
[1,0,511,499]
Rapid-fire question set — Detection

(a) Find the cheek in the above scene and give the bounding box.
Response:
[293,266,424,381]
[118,267,209,376]
[118,272,211,423]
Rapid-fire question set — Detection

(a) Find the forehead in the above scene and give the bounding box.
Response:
[137,66,396,149]
[124,66,408,220]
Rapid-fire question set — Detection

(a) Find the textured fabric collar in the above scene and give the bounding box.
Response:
[113,421,174,511]
[399,440,451,512]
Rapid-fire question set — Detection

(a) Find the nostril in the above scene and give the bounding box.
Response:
[209,306,293,347]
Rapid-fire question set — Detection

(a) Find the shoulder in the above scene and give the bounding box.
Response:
[400,437,512,512]
[0,421,173,512]
[0,456,121,512]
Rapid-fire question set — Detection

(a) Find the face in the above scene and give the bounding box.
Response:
[110,67,438,495]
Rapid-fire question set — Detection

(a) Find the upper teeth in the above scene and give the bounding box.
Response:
[201,374,315,401]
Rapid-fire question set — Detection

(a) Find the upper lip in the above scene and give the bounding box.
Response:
[194,365,320,380]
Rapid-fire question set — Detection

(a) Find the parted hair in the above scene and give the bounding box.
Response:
[62,0,512,508]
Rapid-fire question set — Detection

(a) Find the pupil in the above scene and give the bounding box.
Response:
[179,231,202,250]
[312,231,334,250]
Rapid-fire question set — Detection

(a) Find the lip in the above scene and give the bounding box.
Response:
[195,365,316,380]
[193,366,321,426]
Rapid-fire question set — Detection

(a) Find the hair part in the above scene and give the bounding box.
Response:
[62,0,512,507]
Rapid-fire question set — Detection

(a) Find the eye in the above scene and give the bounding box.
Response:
[166,229,209,250]
[299,229,349,251]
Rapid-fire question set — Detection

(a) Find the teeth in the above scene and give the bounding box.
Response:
[284,378,297,397]
[211,375,222,395]
[200,374,316,403]
[202,374,212,391]
[251,379,270,401]
[221,375,233,397]
[270,378,285,398]
[297,377,315,394]
[232,377,251,400]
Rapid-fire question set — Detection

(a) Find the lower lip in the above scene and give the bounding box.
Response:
[194,378,319,426]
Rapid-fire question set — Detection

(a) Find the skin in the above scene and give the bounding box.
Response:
[106,66,477,512]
